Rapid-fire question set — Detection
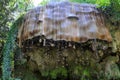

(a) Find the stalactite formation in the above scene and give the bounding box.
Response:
[14,1,120,80]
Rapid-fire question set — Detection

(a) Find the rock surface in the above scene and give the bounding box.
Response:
[15,1,120,80]
[17,1,112,45]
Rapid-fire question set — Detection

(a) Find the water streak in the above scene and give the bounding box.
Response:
[17,1,112,45]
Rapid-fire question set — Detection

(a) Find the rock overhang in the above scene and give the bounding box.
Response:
[17,1,112,46]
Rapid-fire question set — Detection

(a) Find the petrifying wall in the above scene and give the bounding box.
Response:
[15,1,120,80]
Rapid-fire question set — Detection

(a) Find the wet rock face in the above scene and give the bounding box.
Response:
[24,40,119,80]
[18,1,112,44]
[16,1,120,80]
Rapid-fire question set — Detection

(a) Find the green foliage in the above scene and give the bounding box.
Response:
[39,0,49,6]
[73,66,91,79]
[0,1,33,79]
[96,0,110,7]
[41,67,67,79]
[50,67,67,79]
[70,0,96,4]
[2,16,24,80]
[0,0,13,48]
[41,70,49,77]
[95,0,120,23]
[105,0,120,22]
[0,0,33,53]
[15,0,33,12]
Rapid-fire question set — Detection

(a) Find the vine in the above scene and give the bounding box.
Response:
[2,15,24,80]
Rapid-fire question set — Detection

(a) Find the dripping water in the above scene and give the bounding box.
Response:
[92,9,99,59]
